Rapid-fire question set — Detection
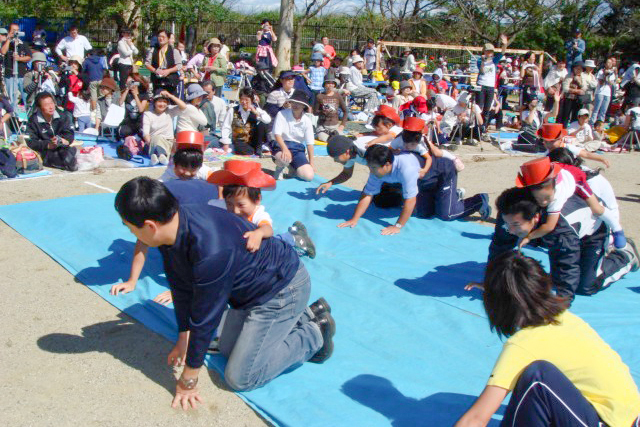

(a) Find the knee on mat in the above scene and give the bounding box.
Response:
[297,167,314,182]
[224,369,259,392]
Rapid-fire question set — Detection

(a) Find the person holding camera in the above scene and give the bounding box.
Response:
[23,52,58,109]
[26,92,77,171]
[117,73,149,139]
[117,28,139,90]
[1,23,32,111]
[145,30,182,96]
[256,19,278,72]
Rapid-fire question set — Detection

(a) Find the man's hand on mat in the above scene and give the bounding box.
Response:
[338,219,358,228]
[316,182,333,194]
[153,290,173,305]
[168,332,189,367]
[110,280,136,296]
[465,282,484,291]
[172,383,203,411]
[381,225,401,235]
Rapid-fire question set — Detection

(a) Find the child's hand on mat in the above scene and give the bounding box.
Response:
[518,237,530,251]
[153,290,173,306]
[381,225,401,235]
[244,230,264,253]
[338,219,358,228]
[110,280,136,296]
[465,281,484,291]
[172,384,203,411]
[316,182,333,194]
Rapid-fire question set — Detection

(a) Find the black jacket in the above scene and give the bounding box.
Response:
[26,109,75,155]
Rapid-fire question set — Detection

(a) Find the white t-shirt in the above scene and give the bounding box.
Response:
[56,35,93,59]
[595,69,616,97]
[477,58,497,87]
[567,121,594,143]
[272,109,314,146]
[158,163,213,182]
[248,205,273,227]
[390,135,428,156]
[627,107,640,131]
[435,94,457,111]
[176,104,208,133]
[548,169,577,214]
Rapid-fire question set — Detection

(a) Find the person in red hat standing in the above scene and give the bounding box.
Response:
[514,157,627,250]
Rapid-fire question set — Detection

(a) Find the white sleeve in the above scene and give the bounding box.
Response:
[55,39,65,57]
[83,36,92,51]
[255,107,272,124]
[272,111,287,136]
[304,117,315,145]
[547,171,575,213]
[220,107,234,145]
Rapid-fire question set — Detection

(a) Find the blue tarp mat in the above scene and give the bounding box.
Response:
[1,176,639,426]
[76,134,155,167]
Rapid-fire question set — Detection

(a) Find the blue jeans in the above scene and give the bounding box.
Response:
[218,261,322,391]
[6,76,25,111]
[591,93,611,124]
[77,116,91,132]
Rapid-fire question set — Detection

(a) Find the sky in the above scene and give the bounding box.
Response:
[232,0,362,14]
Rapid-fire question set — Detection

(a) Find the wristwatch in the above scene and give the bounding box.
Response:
[395,223,403,229]
[178,375,198,390]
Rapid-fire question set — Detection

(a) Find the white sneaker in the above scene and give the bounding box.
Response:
[457,188,466,200]
[158,154,169,165]
[150,154,159,166]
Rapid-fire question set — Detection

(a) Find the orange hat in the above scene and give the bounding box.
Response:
[375,104,402,126]
[402,117,425,132]
[175,131,205,152]
[515,157,561,188]
[536,123,567,141]
[207,160,276,189]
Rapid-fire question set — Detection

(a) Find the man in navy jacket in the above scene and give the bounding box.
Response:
[114,177,334,410]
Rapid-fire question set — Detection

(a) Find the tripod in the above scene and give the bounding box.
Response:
[451,91,483,149]
[0,48,25,137]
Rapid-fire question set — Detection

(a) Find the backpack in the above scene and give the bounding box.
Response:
[10,143,43,174]
[0,147,18,178]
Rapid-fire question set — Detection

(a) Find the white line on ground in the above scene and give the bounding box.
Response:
[84,181,116,193]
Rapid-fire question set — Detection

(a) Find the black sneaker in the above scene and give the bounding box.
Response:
[289,221,316,259]
[624,238,640,272]
[309,311,336,364]
[309,297,331,318]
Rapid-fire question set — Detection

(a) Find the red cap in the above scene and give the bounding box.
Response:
[412,96,428,114]
[375,105,402,126]
[175,131,205,152]
[536,123,567,141]
[515,157,561,188]
[402,116,426,132]
[207,160,276,189]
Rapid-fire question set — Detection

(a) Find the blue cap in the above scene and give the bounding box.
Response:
[279,70,296,79]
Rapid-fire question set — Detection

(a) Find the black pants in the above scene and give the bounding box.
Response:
[232,122,267,155]
[502,361,603,426]
[416,173,484,221]
[118,64,133,89]
[557,98,582,128]
[486,109,503,129]
[476,86,494,121]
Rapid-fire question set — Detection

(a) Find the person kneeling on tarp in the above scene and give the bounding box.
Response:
[114,177,335,410]
[455,251,640,427]
[338,145,490,235]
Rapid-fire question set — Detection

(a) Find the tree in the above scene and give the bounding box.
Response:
[292,0,334,64]
[275,0,295,74]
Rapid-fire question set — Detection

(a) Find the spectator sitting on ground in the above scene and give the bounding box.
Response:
[183,84,215,141]
[201,80,226,130]
[427,69,448,99]
[26,92,77,171]
[142,90,187,165]
[94,77,120,131]
[221,88,271,155]
[313,77,348,142]
[265,70,298,119]
[567,109,603,152]
[392,81,414,110]
[409,68,427,98]
[23,52,55,107]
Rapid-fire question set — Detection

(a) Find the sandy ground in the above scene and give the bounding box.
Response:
[1,143,640,426]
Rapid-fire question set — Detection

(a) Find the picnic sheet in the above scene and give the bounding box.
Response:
[1,176,639,426]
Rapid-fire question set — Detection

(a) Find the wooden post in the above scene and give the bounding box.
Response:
[376,42,382,72]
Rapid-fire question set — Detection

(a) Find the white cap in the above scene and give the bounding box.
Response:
[351,55,364,64]
[584,60,596,68]
[506,58,512,63]
[578,108,590,116]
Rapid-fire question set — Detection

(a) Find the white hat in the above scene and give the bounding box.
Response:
[338,66,351,75]
[458,91,470,105]
[506,58,512,63]
[584,59,596,68]
[351,55,364,64]
[577,108,590,116]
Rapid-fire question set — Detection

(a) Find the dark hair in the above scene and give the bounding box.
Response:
[483,251,568,338]
[120,28,131,37]
[201,80,213,89]
[261,19,271,25]
[529,178,555,192]
[548,147,581,168]
[495,187,539,219]
[401,130,422,144]
[173,148,204,169]
[222,185,262,203]
[238,87,256,100]
[69,25,78,32]
[367,38,374,44]
[35,91,56,107]
[594,120,603,127]
[157,30,169,37]
[371,115,395,128]
[426,98,436,110]
[364,144,394,167]
[79,88,91,102]
[218,34,226,43]
[114,177,179,228]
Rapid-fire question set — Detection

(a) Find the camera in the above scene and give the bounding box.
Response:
[35,62,45,73]
[128,81,140,87]
[470,85,482,93]
[12,31,25,39]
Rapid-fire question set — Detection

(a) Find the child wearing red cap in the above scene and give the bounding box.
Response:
[158,132,214,182]
[357,105,404,148]
[516,157,627,249]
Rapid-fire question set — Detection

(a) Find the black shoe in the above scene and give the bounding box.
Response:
[624,238,640,272]
[309,297,331,318]
[289,221,316,259]
[309,311,335,364]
